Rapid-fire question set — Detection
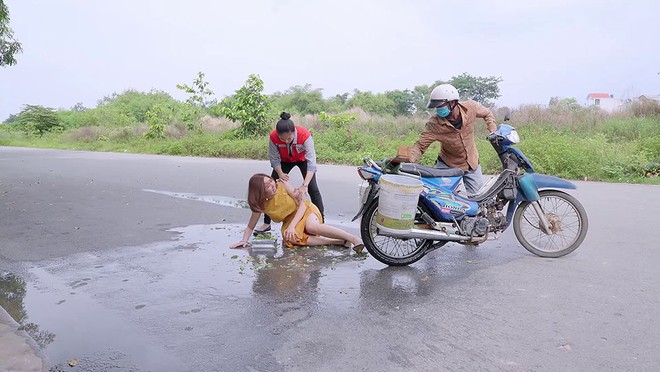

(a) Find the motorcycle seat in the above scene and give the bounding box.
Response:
[399,163,464,178]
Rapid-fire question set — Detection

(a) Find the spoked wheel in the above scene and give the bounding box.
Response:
[513,190,588,258]
[360,198,439,266]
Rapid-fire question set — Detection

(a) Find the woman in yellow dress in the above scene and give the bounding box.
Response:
[230,173,363,252]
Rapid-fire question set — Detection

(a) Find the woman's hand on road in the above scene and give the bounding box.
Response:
[229,240,249,249]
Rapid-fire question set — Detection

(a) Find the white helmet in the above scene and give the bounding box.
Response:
[427,84,460,108]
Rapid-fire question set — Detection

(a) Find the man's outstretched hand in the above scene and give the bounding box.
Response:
[392,145,411,164]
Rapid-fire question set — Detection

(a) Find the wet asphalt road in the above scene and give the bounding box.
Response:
[1,146,659,371]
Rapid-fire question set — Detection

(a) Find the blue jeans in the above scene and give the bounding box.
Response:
[434,159,484,194]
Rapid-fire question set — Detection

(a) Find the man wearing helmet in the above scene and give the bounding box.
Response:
[407,83,496,194]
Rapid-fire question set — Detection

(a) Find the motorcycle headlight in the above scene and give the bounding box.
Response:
[357,168,376,180]
[506,130,520,144]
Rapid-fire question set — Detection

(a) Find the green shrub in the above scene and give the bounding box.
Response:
[97,89,180,123]
[317,111,356,129]
[600,117,660,142]
[512,126,604,180]
[639,136,660,162]
[643,162,660,177]
[67,126,107,142]
[629,100,660,117]
[16,105,63,136]
[601,151,649,180]
[143,104,170,139]
[3,97,660,184]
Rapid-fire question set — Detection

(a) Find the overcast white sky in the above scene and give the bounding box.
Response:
[1,0,659,120]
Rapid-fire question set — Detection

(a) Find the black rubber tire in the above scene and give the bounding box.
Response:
[513,190,588,258]
[360,198,435,266]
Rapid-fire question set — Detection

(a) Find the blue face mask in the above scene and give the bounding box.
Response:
[436,106,451,117]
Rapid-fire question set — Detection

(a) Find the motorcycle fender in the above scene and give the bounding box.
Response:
[351,183,380,222]
[530,173,576,190]
[518,174,539,201]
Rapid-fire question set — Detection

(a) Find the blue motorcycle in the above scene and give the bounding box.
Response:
[352,120,589,266]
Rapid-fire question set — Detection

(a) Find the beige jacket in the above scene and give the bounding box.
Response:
[409,100,496,171]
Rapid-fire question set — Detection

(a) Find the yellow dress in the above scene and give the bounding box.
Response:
[264,183,323,248]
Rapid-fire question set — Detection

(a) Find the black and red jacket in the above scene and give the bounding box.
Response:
[269,126,311,163]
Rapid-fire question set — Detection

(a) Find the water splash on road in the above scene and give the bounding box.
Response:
[142,188,360,228]
[142,189,250,209]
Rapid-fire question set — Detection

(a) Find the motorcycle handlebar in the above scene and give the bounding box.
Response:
[363,157,381,170]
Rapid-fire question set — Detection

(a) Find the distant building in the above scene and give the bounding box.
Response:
[638,94,660,102]
[586,93,623,112]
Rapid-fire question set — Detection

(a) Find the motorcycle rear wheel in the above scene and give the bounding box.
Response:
[513,190,588,258]
[360,198,437,266]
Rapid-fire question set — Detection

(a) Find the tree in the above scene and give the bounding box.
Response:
[411,84,432,115]
[549,97,582,111]
[346,90,397,116]
[71,102,88,112]
[176,71,216,109]
[449,73,502,107]
[176,72,218,131]
[16,105,62,136]
[221,74,271,137]
[384,89,417,116]
[270,84,327,115]
[0,0,22,66]
[2,112,18,123]
[325,93,350,113]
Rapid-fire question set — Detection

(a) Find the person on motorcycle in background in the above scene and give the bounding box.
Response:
[405,83,497,194]
[253,112,325,235]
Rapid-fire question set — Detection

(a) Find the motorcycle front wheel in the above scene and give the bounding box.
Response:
[513,190,588,258]
[360,198,437,266]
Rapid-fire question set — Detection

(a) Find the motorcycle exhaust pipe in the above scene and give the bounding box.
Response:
[380,228,468,242]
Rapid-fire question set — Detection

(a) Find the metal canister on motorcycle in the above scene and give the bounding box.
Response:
[376,175,423,233]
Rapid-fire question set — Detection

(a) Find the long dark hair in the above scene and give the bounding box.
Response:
[247,173,271,213]
[275,112,295,134]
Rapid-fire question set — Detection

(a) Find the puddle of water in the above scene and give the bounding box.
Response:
[5,205,521,370]
[23,266,184,371]
[14,222,378,369]
[0,187,528,370]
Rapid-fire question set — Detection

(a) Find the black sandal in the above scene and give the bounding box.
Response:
[352,244,365,254]
[343,240,365,254]
[252,224,271,236]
